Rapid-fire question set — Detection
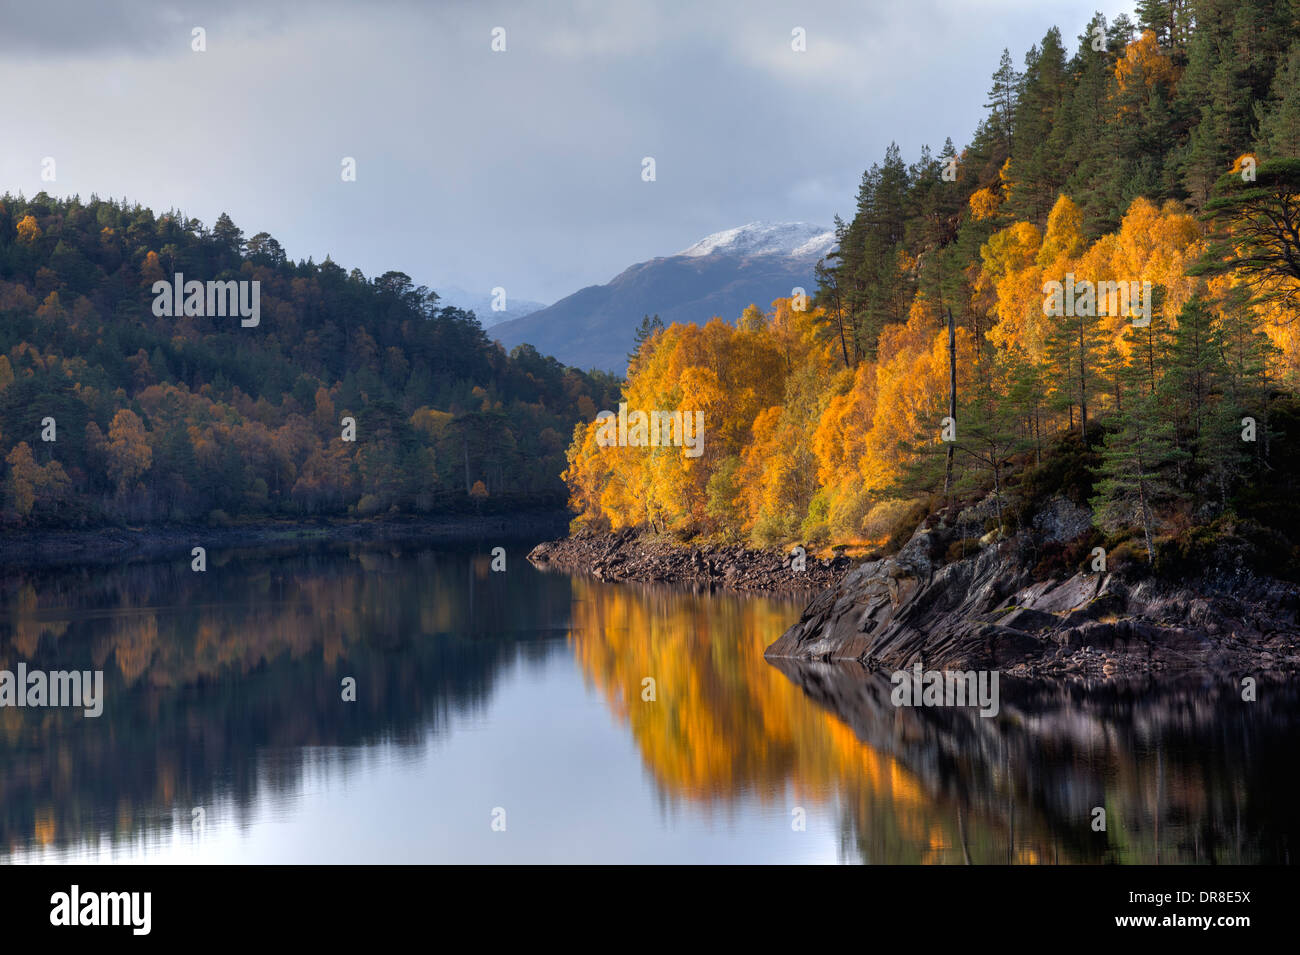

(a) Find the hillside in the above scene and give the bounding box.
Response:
[0,194,620,527]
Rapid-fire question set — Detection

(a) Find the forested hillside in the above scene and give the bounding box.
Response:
[0,194,619,526]
[564,1,1300,578]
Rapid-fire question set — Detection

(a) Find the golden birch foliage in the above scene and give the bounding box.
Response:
[15,215,40,243]
[812,364,873,489]
[1115,31,1178,99]
[969,186,1001,221]
[1037,195,1087,271]
[3,442,69,517]
[734,358,835,543]
[979,221,1045,358]
[979,196,1203,362]
[812,364,878,538]
[1101,198,1202,352]
[862,302,975,493]
[566,312,791,534]
[106,408,153,491]
[735,405,784,537]
[561,420,610,530]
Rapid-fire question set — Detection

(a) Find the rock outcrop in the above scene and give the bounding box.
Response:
[766,521,1300,676]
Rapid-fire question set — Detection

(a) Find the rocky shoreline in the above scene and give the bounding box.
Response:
[526,528,856,594]
[765,515,1300,678]
[527,501,1300,677]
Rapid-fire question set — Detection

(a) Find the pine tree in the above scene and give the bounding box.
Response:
[852,144,915,360]
[626,314,663,372]
[1043,290,1106,436]
[1007,28,1071,223]
[1214,283,1280,487]
[1157,294,1228,500]
[1092,326,1188,562]
[985,49,1022,159]
[1136,0,1194,55]
[1063,14,1124,233]
[949,356,1023,529]
[1197,158,1300,314]
[1255,39,1300,157]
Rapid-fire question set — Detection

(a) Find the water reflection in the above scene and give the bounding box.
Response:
[564,576,1300,863]
[1,542,571,859]
[2,542,1296,863]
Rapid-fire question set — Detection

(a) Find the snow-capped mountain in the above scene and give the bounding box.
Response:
[677,221,835,260]
[491,222,836,373]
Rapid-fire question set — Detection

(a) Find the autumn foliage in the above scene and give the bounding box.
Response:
[0,193,620,525]
[564,185,1298,554]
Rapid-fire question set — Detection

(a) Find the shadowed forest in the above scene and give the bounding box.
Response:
[0,196,620,527]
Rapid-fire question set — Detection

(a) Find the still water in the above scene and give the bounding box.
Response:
[1,538,1296,864]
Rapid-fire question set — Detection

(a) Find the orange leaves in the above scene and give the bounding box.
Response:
[4,442,69,518]
[561,195,1258,549]
[862,305,974,493]
[1115,31,1178,99]
[1038,195,1086,270]
[15,215,40,244]
[140,250,165,286]
[976,195,1204,362]
[813,363,875,490]
[106,408,153,492]
[979,221,1045,357]
[1231,153,1258,177]
[969,187,1001,221]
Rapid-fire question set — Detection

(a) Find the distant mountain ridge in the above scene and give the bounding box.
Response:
[491,221,835,373]
[434,285,547,328]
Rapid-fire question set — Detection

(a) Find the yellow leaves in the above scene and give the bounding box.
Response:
[1038,195,1086,270]
[106,408,153,492]
[4,442,69,518]
[409,406,454,441]
[560,195,1236,548]
[35,291,65,324]
[999,156,1025,210]
[4,443,40,516]
[980,221,1043,281]
[979,221,1045,358]
[863,307,974,493]
[969,187,1001,221]
[1115,30,1178,98]
[15,215,40,243]
[1104,197,1202,343]
[976,195,1205,360]
[813,363,874,490]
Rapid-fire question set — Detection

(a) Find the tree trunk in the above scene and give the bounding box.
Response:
[463,436,471,494]
[944,307,956,499]
[1078,320,1088,439]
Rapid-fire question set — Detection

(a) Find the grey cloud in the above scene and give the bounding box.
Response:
[0,0,1134,304]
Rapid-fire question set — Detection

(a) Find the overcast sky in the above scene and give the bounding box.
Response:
[1,0,1133,304]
